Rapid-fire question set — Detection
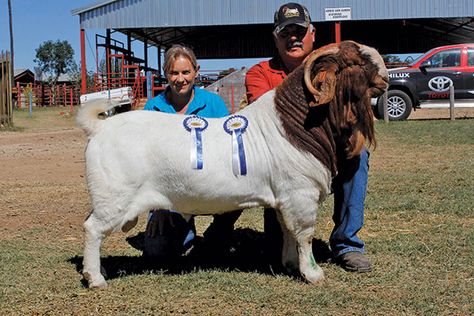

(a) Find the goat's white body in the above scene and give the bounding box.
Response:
[85,91,331,229]
[81,91,331,287]
[79,41,389,288]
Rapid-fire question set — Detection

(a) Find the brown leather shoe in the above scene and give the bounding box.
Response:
[335,252,372,273]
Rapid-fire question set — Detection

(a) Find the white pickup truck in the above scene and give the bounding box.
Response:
[80,87,133,115]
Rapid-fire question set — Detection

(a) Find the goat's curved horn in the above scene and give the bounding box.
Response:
[303,43,340,101]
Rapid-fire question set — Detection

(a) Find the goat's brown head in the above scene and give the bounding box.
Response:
[303,41,389,158]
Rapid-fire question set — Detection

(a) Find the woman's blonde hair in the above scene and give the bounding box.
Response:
[163,44,199,75]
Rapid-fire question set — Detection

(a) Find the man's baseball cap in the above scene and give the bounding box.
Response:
[274,3,311,34]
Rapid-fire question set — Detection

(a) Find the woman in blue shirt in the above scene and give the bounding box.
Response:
[137,44,232,259]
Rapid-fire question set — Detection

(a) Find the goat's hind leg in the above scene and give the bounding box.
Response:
[277,211,299,273]
[83,211,110,289]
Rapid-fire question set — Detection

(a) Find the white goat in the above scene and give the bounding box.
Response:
[77,41,388,288]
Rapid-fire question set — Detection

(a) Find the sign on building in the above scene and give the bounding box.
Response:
[325,7,352,21]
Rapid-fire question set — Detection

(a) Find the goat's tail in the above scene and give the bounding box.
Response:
[76,100,118,136]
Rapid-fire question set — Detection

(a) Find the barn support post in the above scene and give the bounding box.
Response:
[146,71,152,100]
[335,22,341,43]
[157,45,162,79]
[106,29,111,90]
[80,28,87,95]
[144,38,148,71]
[95,34,99,74]
[127,34,132,65]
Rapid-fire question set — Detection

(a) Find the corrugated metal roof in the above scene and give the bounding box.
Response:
[73,0,474,29]
[71,1,474,58]
[71,0,118,15]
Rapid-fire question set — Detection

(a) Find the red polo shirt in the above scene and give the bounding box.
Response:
[245,56,289,104]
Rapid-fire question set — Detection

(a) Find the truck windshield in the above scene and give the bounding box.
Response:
[408,48,436,67]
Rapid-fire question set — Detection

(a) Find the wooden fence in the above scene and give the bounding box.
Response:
[0,51,13,127]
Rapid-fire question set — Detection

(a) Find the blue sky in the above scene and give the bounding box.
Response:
[0,1,92,71]
[0,0,264,74]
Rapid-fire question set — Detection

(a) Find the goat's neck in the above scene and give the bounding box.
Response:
[273,66,338,176]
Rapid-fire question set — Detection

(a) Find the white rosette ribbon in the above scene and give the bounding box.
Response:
[223,115,249,176]
[183,115,208,170]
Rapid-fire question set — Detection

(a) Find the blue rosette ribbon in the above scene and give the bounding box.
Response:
[183,115,208,170]
[223,115,249,176]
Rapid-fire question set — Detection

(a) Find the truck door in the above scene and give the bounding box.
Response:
[416,48,463,101]
[461,47,474,100]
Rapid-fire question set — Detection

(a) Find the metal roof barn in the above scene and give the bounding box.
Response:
[73,0,474,27]
[72,0,474,58]
[72,0,474,95]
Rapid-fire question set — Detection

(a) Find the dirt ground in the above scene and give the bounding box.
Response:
[0,129,88,241]
[0,129,85,183]
[408,107,474,120]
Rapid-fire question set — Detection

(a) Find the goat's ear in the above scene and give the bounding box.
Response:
[308,69,337,107]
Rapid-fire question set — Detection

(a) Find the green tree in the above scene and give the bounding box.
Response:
[34,40,75,84]
[34,40,75,105]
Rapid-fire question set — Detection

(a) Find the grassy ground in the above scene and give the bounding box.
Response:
[2,106,77,132]
[0,108,473,315]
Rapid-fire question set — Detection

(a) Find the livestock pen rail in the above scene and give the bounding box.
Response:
[0,51,13,127]
[12,82,80,109]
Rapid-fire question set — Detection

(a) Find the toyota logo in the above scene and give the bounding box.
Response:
[428,76,453,92]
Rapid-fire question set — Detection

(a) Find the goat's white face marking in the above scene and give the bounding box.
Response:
[359,45,389,80]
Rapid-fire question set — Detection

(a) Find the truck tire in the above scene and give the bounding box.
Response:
[377,90,413,121]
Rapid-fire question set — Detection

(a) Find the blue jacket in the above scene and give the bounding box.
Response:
[144,86,229,118]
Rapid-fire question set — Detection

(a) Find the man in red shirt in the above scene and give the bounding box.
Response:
[245,2,372,272]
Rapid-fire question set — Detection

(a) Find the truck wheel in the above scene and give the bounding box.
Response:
[377,90,413,121]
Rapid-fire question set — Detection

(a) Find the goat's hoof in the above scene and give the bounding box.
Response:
[89,280,108,289]
[84,272,108,289]
[302,265,325,284]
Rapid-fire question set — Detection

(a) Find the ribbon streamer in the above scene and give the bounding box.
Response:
[224,115,249,176]
[183,116,208,170]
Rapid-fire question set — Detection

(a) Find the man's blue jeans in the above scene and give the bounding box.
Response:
[330,148,369,257]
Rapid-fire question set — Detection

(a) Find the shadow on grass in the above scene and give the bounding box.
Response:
[68,228,333,286]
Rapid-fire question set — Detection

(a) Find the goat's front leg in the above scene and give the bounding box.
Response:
[279,204,324,284]
[83,213,108,289]
[295,228,324,284]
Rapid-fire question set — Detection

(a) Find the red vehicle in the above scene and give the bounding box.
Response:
[375,43,474,120]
